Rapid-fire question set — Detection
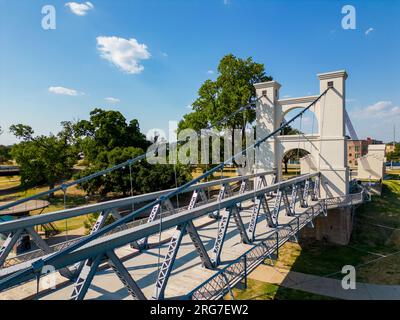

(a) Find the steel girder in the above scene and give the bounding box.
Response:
[289,184,299,214]
[133,198,176,250]
[312,176,320,201]
[186,220,213,269]
[153,218,214,300]
[70,250,146,300]
[302,179,311,207]
[256,175,268,190]
[0,172,275,238]
[247,200,259,243]
[153,223,187,300]
[106,250,146,300]
[211,208,231,267]
[211,204,250,267]
[0,227,74,279]
[0,229,23,266]
[210,183,228,219]
[282,190,293,217]
[73,209,120,275]
[133,203,160,250]
[70,254,103,300]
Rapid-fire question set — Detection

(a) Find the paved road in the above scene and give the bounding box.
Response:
[249,265,400,300]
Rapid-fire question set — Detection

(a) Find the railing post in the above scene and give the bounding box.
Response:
[243,255,247,289]
[297,216,300,234]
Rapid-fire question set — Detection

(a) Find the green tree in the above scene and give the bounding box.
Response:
[73,108,150,162]
[178,54,272,163]
[75,147,144,196]
[0,145,12,164]
[10,126,76,190]
[387,143,400,162]
[9,124,34,141]
[282,149,309,174]
[74,108,192,197]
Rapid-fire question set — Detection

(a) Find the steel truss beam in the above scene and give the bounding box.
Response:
[153,223,187,300]
[0,172,275,242]
[70,250,146,300]
[70,254,103,300]
[312,176,320,201]
[211,204,250,267]
[247,199,259,243]
[210,183,229,219]
[133,198,176,250]
[282,189,293,217]
[185,221,213,269]
[255,175,267,190]
[289,184,299,214]
[188,190,200,210]
[231,205,250,244]
[153,218,214,299]
[73,209,113,273]
[238,179,248,210]
[106,250,147,300]
[0,229,23,266]
[133,204,160,249]
[198,189,209,204]
[0,227,74,279]
[271,191,282,227]
[268,174,277,196]
[302,180,311,207]
[239,179,247,195]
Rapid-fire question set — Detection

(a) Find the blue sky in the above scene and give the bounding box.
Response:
[0,0,399,145]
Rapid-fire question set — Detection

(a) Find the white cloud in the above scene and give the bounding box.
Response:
[349,101,399,141]
[351,101,400,119]
[105,97,120,103]
[365,27,374,36]
[96,36,151,74]
[65,2,94,16]
[161,52,168,57]
[48,86,79,96]
[207,70,214,74]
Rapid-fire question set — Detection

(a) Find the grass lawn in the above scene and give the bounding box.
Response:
[227,279,333,300]
[0,175,21,190]
[276,173,400,285]
[0,179,93,233]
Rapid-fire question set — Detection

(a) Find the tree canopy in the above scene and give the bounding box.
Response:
[178,54,272,132]
[387,143,400,162]
[73,108,150,162]
[10,125,76,189]
[72,108,191,196]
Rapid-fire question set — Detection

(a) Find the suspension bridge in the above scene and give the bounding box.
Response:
[0,70,368,300]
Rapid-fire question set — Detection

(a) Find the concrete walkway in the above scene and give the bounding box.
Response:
[249,265,400,300]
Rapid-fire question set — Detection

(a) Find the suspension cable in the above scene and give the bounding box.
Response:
[0,88,331,286]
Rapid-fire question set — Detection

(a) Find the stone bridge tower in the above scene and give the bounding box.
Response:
[254,70,350,198]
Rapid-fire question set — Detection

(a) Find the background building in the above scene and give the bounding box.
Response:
[347,139,369,168]
[366,137,383,145]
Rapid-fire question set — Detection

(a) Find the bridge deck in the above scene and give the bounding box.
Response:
[35,198,319,300]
